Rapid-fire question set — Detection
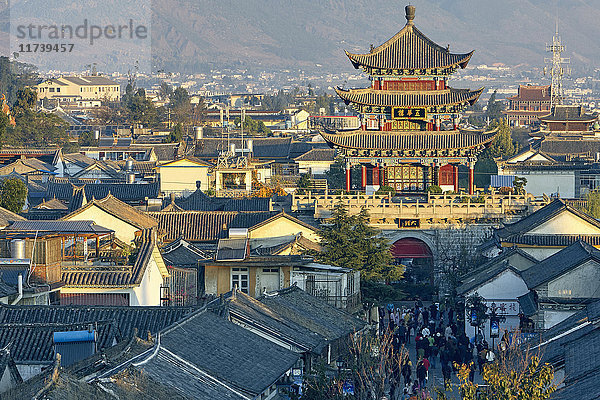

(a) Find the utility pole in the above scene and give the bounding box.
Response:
[544,21,570,106]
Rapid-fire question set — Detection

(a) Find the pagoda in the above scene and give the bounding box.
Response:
[321,5,498,194]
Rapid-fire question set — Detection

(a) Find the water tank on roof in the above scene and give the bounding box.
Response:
[194,126,203,140]
[229,228,248,238]
[125,158,134,171]
[230,143,236,154]
[126,172,135,184]
[247,139,253,153]
[10,239,25,259]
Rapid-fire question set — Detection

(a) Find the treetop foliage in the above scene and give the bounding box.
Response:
[313,202,403,282]
[0,178,27,213]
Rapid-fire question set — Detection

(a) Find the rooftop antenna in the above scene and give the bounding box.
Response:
[544,19,570,106]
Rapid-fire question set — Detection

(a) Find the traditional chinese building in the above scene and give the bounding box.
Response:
[320,5,497,194]
[503,85,552,127]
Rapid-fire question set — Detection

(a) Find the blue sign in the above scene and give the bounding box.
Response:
[342,380,355,395]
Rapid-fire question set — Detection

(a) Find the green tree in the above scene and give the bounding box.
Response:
[0,57,38,105]
[0,178,27,213]
[123,88,158,127]
[166,123,184,143]
[585,191,600,218]
[454,333,556,400]
[170,86,192,126]
[234,115,271,135]
[12,88,37,114]
[0,111,8,148]
[296,173,312,195]
[313,203,402,282]
[78,131,97,147]
[485,90,504,121]
[325,159,346,190]
[474,120,518,188]
[488,119,517,160]
[158,82,173,101]
[6,89,70,148]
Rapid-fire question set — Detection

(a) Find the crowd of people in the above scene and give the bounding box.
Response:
[380,301,498,399]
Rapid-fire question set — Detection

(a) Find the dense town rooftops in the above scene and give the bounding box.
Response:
[62,194,158,230]
[345,5,473,71]
[335,87,483,107]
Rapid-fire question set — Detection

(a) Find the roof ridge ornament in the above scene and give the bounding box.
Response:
[405,4,416,25]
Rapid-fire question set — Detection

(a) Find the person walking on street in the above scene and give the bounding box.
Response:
[416,359,427,389]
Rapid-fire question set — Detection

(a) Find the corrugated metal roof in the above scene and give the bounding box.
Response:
[490,175,515,188]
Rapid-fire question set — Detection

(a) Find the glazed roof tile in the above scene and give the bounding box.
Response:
[320,128,498,150]
[335,87,483,107]
[345,10,473,71]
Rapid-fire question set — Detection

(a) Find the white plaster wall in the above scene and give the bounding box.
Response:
[16,364,44,381]
[544,310,576,330]
[519,247,561,261]
[529,212,600,235]
[158,165,209,194]
[507,171,574,198]
[131,257,164,306]
[64,206,140,244]
[548,260,600,299]
[468,270,529,300]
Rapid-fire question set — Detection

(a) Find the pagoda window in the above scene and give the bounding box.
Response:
[366,115,379,130]
[385,165,425,192]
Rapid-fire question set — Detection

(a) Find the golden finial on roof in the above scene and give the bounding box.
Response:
[405,4,416,25]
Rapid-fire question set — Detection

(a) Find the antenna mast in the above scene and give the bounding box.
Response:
[544,22,570,106]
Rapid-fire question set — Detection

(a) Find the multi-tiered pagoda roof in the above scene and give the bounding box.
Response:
[321,5,497,160]
[321,5,497,194]
[344,8,473,72]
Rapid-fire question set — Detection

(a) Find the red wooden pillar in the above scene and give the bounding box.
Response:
[345,164,351,192]
[453,165,459,192]
[468,164,474,195]
[361,165,367,188]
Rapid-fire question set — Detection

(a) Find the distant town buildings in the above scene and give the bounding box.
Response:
[34,75,121,103]
[503,85,551,127]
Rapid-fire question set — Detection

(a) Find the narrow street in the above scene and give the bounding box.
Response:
[381,309,485,400]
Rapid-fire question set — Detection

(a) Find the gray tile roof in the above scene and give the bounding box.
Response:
[521,241,600,289]
[0,304,196,342]
[162,238,209,267]
[0,321,118,363]
[172,189,272,212]
[61,231,156,288]
[138,348,249,400]
[149,211,277,242]
[259,286,366,341]
[495,199,600,240]
[63,194,158,230]
[214,291,327,354]
[159,309,299,396]
[456,247,538,295]
[47,181,161,205]
[6,220,113,235]
[294,148,336,162]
